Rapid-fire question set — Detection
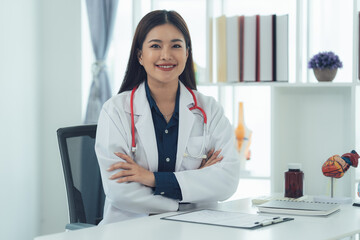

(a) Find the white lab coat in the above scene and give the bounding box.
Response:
[95,81,240,224]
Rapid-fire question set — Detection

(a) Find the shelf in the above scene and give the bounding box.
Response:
[197,82,355,87]
[196,0,360,199]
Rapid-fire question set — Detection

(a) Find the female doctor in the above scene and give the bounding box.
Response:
[95,10,240,224]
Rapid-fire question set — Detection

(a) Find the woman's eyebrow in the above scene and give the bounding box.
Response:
[171,39,184,42]
[147,38,184,43]
[148,39,161,43]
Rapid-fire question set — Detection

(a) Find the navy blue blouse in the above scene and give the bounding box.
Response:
[145,81,183,200]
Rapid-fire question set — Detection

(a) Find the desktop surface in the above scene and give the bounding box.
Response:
[35,198,360,240]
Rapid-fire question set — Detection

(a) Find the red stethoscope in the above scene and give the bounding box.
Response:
[130,85,208,159]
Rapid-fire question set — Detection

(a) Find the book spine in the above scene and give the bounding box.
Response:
[216,15,227,82]
[243,15,257,82]
[272,14,277,81]
[226,16,240,82]
[276,14,289,82]
[259,15,273,81]
[208,17,213,83]
[239,15,245,82]
[256,15,260,82]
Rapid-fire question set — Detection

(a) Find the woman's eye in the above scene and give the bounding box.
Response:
[173,44,182,48]
[150,44,160,48]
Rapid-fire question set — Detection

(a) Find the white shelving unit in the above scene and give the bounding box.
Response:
[197,0,360,199]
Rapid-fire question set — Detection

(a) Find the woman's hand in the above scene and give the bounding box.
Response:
[107,152,155,187]
[199,149,223,169]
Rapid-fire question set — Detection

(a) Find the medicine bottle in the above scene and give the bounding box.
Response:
[284,163,304,198]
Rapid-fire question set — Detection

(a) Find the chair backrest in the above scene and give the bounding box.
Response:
[57,124,105,225]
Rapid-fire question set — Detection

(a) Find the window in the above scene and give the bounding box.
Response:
[307,0,353,83]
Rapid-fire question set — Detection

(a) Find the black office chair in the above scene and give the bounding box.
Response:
[57,124,105,230]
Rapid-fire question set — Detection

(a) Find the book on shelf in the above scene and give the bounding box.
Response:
[272,14,277,81]
[242,15,257,82]
[216,15,227,82]
[259,15,273,82]
[257,199,340,216]
[275,14,288,82]
[214,13,288,83]
[239,15,245,82]
[206,17,213,83]
[226,16,240,82]
[255,15,260,82]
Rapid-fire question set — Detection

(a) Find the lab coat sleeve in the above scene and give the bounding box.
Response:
[174,98,240,203]
[95,105,179,214]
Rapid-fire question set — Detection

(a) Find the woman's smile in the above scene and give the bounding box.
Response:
[156,63,177,71]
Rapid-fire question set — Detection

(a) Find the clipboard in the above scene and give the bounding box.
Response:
[161,209,294,229]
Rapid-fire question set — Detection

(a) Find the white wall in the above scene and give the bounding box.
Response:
[38,0,82,236]
[0,0,82,239]
[0,0,40,239]
[272,87,354,197]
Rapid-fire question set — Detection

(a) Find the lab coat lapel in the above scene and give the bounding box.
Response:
[130,83,158,172]
[176,83,195,171]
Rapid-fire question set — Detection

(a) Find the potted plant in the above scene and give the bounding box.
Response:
[308,51,343,82]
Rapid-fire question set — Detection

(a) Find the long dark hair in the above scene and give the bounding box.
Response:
[118,10,196,93]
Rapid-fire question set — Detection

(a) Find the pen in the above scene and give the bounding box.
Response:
[261,220,274,226]
[272,217,283,223]
[255,217,284,226]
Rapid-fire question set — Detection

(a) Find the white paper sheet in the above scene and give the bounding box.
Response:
[162,209,291,229]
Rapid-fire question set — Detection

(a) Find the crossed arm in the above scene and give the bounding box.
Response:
[107,149,223,187]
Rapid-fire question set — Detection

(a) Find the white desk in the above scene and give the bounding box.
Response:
[35,198,360,240]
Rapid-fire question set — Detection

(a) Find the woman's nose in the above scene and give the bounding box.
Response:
[161,47,172,60]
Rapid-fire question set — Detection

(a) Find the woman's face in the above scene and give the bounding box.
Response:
[138,23,188,87]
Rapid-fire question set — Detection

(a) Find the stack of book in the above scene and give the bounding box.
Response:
[215,14,289,83]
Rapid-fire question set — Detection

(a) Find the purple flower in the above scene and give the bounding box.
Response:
[308,51,343,69]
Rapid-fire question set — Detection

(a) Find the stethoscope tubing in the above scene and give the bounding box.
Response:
[130,84,207,158]
[130,85,138,153]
